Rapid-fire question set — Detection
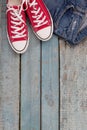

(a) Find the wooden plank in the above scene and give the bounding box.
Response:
[60,40,87,130]
[0,1,20,130]
[21,27,40,130]
[42,35,59,130]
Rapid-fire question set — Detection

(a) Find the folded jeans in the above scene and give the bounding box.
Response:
[43,0,87,45]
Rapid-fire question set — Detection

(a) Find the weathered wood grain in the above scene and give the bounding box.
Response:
[21,27,40,130]
[60,40,87,130]
[42,35,59,130]
[0,1,20,130]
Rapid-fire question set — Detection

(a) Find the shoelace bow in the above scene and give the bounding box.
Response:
[7,4,26,39]
[7,0,48,39]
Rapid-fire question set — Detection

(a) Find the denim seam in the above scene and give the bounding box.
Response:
[76,5,87,13]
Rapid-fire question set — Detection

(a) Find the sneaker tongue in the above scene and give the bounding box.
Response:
[9,5,20,10]
[13,6,19,9]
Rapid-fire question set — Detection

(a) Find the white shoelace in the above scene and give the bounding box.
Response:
[7,0,48,38]
[29,0,48,28]
[7,5,26,39]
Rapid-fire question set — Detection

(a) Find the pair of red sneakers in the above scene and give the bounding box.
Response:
[7,0,53,54]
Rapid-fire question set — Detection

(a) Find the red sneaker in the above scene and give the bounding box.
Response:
[24,0,53,41]
[6,1,29,54]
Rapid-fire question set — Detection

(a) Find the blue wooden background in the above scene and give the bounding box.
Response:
[0,1,87,130]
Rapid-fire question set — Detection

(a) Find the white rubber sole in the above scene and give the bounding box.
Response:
[7,32,29,54]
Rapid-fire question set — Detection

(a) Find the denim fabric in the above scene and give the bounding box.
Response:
[68,0,87,13]
[43,0,87,45]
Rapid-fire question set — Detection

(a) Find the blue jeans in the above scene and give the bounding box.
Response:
[43,0,87,45]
